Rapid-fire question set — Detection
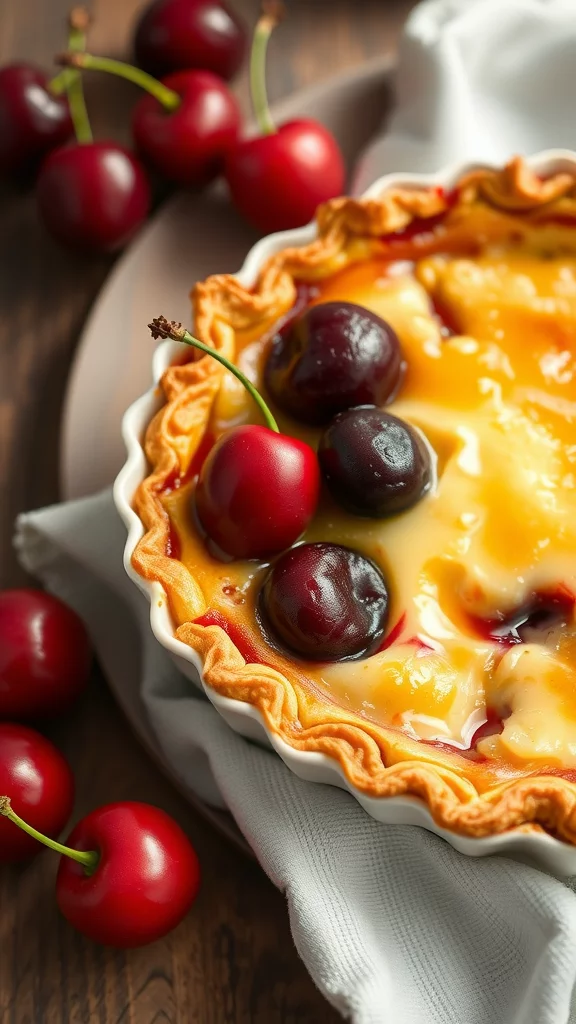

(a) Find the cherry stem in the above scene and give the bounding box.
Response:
[57,52,180,112]
[64,6,93,144]
[250,1,285,136]
[0,796,99,875]
[149,316,280,433]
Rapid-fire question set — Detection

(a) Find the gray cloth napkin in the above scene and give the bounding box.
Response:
[15,492,576,1024]
[15,0,576,1019]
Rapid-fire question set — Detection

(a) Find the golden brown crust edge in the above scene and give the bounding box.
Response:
[132,157,576,843]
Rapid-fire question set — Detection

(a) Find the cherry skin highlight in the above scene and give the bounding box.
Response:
[56,801,200,947]
[132,69,241,186]
[0,64,72,176]
[36,142,150,252]
[265,302,405,426]
[260,542,390,661]
[134,0,247,81]
[0,589,91,719]
[318,407,434,517]
[195,425,320,559]
[0,723,74,863]
[225,119,345,233]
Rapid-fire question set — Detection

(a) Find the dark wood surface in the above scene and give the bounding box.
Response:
[0,2,413,1021]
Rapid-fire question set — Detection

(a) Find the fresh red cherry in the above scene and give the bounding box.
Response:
[224,3,345,233]
[318,407,434,517]
[63,51,241,188]
[196,425,319,559]
[260,542,389,661]
[0,64,72,176]
[132,69,241,185]
[36,141,150,252]
[265,302,405,426]
[149,316,320,559]
[0,589,91,719]
[0,798,200,947]
[0,723,74,863]
[134,0,247,81]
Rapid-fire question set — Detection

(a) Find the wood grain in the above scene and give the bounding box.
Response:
[0,1,413,1021]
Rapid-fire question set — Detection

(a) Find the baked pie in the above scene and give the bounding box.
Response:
[133,157,576,843]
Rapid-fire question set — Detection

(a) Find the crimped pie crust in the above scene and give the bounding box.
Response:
[132,157,576,842]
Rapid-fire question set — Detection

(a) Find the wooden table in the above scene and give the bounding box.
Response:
[0,2,414,1020]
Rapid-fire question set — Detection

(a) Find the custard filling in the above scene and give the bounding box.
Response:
[162,214,576,770]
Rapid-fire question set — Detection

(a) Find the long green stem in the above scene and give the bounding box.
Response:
[250,2,284,136]
[65,6,92,143]
[59,52,180,112]
[0,797,98,874]
[149,316,280,433]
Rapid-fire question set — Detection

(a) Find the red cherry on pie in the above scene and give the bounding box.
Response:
[196,425,319,559]
[149,316,320,559]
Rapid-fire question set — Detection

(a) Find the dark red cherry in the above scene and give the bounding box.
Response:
[259,542,389,661]
[226,120,346,234]
[224,6,344,233]
[265,303,405,426]
[134,0,247,81]
[132,69,241,186]
[0,64,72,176]
[36,142,150,252]
[318,407,434,517]
[195,425,320,559]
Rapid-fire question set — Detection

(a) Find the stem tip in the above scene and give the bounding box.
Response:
[261,0,285,26]
[68,6,91,32]
[149,316,186,341]
[0,796,12,816]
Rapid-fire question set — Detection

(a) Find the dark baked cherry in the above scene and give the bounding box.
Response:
[265,302,405,425]
[318,406,433,517]
[259,542,389,661]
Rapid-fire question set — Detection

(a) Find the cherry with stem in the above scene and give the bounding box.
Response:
[0,796,200,948]
[224,1,345,233]
[149,315,320,559]
[36,16,150,253]
[58,50,241,186]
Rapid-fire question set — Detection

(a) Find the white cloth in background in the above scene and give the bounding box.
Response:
[354,0,576,192]
[16,1,576,1020]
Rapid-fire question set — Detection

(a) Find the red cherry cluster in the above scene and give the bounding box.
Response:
[0,0,344,252]
[0,588,200,948]
[151,301,435,662]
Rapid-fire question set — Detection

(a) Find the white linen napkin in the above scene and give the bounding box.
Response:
[15,1,576,1020]
[354,0,576,192]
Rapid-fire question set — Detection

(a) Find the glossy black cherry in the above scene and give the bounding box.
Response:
[259,542,389,661]
[318,406,433,517]
[265,302,405,425]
